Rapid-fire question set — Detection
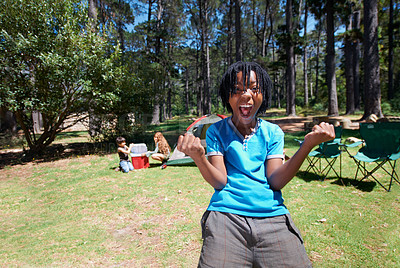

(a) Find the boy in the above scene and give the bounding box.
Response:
[177,61,335,267]
[116,136,135,173]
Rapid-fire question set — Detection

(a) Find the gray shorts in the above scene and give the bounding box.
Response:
[198,211,312,268]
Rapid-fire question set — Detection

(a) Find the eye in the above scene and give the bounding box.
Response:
[233,87,242,94]
[251,87,259,93]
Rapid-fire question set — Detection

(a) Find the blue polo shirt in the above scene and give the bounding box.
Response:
[206,117,289,217]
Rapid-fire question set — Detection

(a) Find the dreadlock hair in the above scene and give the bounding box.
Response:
[219,61,272,114]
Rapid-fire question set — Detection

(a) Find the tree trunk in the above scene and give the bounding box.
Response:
[388,0,394,100]
[314,22,322,99]
[227,0,234,66]
[362,0,383,119]
[88,0,97,27]
[353,5,361,111]
[272,43,280,109]
[206,40,211,114]
[0,108,17,136]
[167,76,172,119]
[88,0,100,137]
[326,0,339,116]
[116,0,125,52]
[261,0,270,57]
[151,93,161,125]
[235,0,242,61]
[151,0,163,124]
[205,0,211,115]
[285,0,296,116]
[145,0,154,53]
[185,68,189,114]
[199,0,209,115]
[345,13,355,114]
[196,49,201,116]
[303,1,308,106]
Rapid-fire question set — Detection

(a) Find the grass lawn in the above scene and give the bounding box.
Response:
[0,116,400,267]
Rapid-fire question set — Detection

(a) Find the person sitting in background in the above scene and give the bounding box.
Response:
[151,132,171,169]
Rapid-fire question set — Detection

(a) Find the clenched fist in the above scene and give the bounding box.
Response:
[177,133,205,161]
[303,122,336,149]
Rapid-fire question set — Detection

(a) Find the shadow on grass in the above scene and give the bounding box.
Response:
[0,142,117,170]
[296,170,377,192]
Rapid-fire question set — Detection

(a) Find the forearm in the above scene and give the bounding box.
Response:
[268,143,313,190]
[269,122,336,190]
[177,133,227,189]
[192,155,227,190]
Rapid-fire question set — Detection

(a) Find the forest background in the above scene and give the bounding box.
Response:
[0,0,399,154]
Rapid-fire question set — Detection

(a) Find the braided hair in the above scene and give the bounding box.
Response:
[219,61,272,114]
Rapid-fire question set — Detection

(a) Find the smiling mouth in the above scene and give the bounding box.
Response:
[239,104,253,117]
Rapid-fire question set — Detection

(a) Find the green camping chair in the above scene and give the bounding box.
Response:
[346,122,400,192]
[297,126,343,183]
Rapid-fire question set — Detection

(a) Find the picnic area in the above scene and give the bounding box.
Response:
[1,112,399,267]
[2,0,400,266]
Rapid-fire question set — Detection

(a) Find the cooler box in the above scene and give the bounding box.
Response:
[131,143,147,154]
[130,143,149,169]
[131,154,149,169]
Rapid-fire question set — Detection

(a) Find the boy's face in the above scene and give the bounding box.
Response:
[229,70,263,126]
[118,141,126,147]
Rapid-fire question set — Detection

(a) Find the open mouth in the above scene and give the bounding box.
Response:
[239,104,253,117]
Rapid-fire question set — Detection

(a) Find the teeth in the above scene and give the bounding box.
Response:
[240,105,252,116]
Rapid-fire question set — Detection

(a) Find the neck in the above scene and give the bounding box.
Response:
[231,117,257,137]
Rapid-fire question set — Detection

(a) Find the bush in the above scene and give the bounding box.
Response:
[381,102,392,115]
[313,103,326,112]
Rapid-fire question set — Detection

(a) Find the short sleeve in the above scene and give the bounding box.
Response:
[206,124,224,156]
[266,125,285,159]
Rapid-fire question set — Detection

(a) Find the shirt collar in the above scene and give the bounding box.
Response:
[228,116,260,141]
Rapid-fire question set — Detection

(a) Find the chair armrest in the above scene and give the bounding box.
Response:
[340,141,364,148]
[294,138,303,145]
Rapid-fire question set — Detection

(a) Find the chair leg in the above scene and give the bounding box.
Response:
[321,158,337,180]
[356,160,393,192]
[305,156,314,172]
[306,157,320,175]
[391,161,400,185]
[339,153,344,185]
[307,155,343,184]
[354,160,361,181]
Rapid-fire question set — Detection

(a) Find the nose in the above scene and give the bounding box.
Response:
[241,88,253,96]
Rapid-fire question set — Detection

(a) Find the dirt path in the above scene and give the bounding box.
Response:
[267,116,310,133]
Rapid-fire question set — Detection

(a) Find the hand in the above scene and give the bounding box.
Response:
[303,122,335,149]
[177,133,205,161]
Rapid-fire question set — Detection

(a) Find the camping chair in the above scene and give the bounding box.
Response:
[345,122,400,192]
[297,126,343,183]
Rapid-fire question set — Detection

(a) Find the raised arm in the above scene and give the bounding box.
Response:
[267,122,335,190]
[177,133,227,189]
[118,143,134,155]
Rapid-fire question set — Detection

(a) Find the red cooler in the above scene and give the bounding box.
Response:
[131,154,149,169]
[130,143,149,169]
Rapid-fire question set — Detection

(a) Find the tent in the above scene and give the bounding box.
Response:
[166,114,227,166]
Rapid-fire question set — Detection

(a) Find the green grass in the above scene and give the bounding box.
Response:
[53,131,91,144]
[1,116,400,267]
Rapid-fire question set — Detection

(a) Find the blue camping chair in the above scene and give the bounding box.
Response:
[344,122,400,192]
[297,126,343,184]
